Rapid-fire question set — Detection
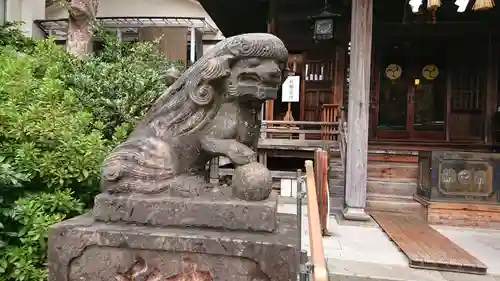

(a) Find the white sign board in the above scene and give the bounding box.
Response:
[281,75,300,103]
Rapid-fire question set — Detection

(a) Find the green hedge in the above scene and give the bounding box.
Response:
[0,22,183,281]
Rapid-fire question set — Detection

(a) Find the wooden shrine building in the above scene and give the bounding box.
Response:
[200,0,500,229]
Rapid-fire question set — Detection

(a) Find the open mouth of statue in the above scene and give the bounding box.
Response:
[236,82,278,100]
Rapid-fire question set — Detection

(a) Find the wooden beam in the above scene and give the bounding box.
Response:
[343,0,373,221]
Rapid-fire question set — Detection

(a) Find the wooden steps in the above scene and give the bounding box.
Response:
[368,179,416,197]
[415,195,500,229]
[367,162,418,181]
[367,195,424,217]
[366,150,421,216]
[371,212,488,274]
[328,156,344,210]
[329,149,423,216]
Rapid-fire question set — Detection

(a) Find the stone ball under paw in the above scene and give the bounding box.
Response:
[232,162,272,201]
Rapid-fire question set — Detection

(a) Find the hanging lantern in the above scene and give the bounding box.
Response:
[473,0,495,11]
[427,0,441,10]
[310,0,341,41]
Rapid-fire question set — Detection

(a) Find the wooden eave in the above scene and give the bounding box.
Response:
[197,0,269,36]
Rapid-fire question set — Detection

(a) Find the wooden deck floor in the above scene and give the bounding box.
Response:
[371,212,488,274]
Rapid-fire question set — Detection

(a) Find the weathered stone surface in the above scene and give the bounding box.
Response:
[93,192,278,232]
[232,162,273,201]
[48,213,299,281]
[100,33,288,199]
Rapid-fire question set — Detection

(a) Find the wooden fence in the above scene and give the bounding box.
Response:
[260,120,339,141]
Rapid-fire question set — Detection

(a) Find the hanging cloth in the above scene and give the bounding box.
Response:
[409,0,423,13]
[455,0,470,12]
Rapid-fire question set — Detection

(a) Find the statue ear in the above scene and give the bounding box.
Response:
[201,55,233,81]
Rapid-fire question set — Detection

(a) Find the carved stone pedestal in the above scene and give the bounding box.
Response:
[48,197,299,281]
[92,192,278,232]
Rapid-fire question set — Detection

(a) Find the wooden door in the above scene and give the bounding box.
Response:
[302,59,335,121]
[447,39,488,142]
[301,42,337,122]
[405,41,447,140]
[374,40,447,140]
[374,42,412,139]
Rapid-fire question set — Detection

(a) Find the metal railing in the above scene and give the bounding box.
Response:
[297,160,328,281]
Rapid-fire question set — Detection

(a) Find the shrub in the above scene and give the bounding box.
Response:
[66,29,184,138]
[0,23,183,281]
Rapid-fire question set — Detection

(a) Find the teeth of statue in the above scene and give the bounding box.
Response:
[455,0,469,12]
[409,0,423,13]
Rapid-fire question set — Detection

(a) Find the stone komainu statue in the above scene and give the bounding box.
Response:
[100,33,288,197]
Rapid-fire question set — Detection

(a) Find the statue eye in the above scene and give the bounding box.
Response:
[246,58,261,67]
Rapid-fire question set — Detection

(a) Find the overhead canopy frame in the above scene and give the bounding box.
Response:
[34,16,219,40]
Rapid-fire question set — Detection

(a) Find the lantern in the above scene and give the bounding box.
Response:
[310,0,341,41]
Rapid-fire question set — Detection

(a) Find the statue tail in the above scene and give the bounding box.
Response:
[100,139,176,194]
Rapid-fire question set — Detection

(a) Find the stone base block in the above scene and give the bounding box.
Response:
[93,192,278,232]
[48,213,299,281]
[343,206,372,221]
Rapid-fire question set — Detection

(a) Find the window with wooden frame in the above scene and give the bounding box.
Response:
[450,68,485,112]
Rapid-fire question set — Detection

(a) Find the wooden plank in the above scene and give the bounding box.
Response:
[368,154,419,163]
[314,149,329,235]
[368,163,418,181]
[258,139,338,151]
[138,27,188,63]
[371,212,487,274]
[367,181,416,197]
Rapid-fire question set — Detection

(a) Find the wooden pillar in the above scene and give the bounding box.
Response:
[333,47,346,109]
[264,0,277,120]
[343,0,372,221]
[485,35,498,145]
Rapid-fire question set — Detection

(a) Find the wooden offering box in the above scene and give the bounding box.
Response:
[416,151,500,228]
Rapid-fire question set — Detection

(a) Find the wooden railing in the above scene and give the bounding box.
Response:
[260,120,338,141]
[321,104,340,141]
[304,160,328,281]
[338,107,347,205]
[314,149,329,236]
[338,107,347,171]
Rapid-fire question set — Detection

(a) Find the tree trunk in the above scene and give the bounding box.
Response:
[66,0,99,57]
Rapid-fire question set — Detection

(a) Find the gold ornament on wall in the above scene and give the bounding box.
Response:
[422,64,439,80]
[385,64,402,80]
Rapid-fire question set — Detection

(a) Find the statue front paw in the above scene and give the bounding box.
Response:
[227,142,257,165]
